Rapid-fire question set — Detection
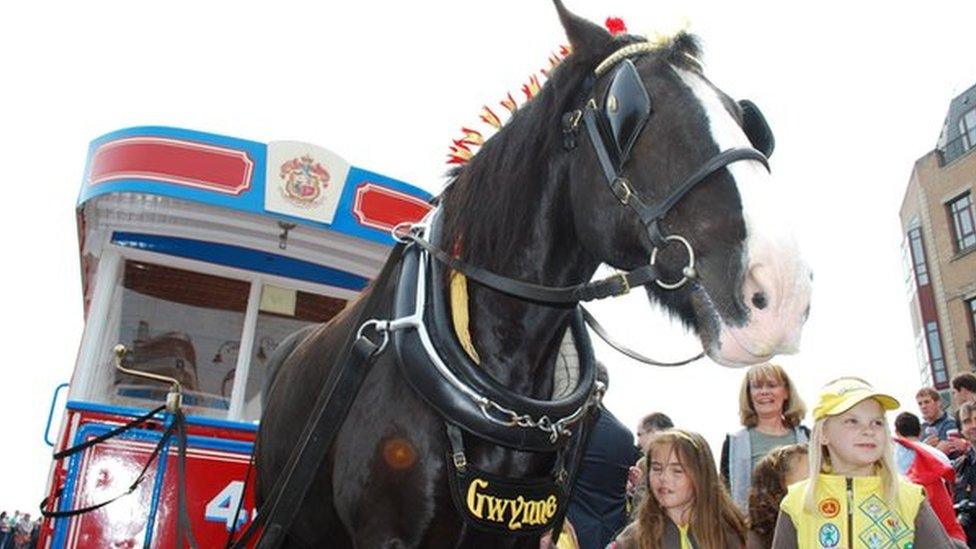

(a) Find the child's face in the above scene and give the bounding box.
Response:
[648,444,694,513]
[784,453,809,486]
[822,398,886,475]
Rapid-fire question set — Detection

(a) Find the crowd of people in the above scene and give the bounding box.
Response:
[0,511,38,549]
[552,366,976,549]
[15,367,976,548]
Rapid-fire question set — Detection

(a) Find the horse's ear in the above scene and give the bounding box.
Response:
[553,0,611,55]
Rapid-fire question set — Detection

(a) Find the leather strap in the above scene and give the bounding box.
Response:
[582,104,770,249]
[550,405,598,546]
[52,404,166,460]
[580,306,703,367]
[174,409,199,549]
[40,418,177,519]
[404,232,656,304]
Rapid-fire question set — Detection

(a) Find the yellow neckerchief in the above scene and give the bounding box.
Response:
[677,523,691,549]
[555,524,579,549]
[450,271,480,363]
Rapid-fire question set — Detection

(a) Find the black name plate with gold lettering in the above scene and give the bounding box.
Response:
[446,463,567,536]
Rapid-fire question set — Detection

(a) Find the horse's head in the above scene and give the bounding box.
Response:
[557,3,812,367]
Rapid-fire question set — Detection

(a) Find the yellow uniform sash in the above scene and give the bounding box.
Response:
[780,474,924,549]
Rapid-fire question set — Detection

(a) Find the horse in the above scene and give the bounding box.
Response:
[255,2,812,547]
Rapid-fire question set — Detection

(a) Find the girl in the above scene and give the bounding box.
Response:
[746,444,808,549]
[771,377,960,548]
[610,429,746,548]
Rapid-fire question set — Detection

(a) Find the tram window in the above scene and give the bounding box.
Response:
[236,285,346,421]
[106,260,250,418]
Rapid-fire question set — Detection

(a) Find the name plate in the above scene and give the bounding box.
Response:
[447,462,567,536]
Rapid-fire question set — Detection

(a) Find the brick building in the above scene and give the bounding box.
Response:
[900,82,976,394]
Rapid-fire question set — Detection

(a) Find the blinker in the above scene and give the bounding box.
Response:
[602,58,651,169]
[738,99,775,158]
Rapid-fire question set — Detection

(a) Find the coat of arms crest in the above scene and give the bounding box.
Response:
[279,155,330,207]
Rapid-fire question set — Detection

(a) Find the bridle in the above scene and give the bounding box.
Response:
[404,38,776,304]
[562,43,775,290]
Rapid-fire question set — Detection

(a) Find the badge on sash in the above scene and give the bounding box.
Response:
[818,523,840,547]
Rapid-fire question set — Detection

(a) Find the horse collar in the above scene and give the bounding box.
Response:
[387,209,602,451]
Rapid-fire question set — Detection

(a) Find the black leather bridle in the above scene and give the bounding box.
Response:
[407,44,777,303]
[564,55,775,290]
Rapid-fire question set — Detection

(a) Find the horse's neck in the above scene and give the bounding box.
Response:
[461,214,596,398]
[466,290,574,397]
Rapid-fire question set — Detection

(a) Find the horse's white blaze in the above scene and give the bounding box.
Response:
[676,68,812,367]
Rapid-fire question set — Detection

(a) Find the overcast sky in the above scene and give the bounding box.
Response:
[1,0,975,515]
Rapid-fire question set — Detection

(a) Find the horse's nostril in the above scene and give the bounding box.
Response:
[751,292,768,310]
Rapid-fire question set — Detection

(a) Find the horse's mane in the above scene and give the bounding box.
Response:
[440,31,702,270]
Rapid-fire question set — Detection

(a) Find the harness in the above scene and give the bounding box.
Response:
[234,38,778,548]
[396,213,601,536]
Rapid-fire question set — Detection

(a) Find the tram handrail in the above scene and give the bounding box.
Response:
[44,383,70,447]
[113,344,184,412]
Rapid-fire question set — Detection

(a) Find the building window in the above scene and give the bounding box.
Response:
[916,331,933,387]
[907,227,930,286]
[901,237,917,302]
[960,108,976,152]
[969,297,976,337]
[968,298,976,366]
[926,321,948,387]
[948,192,976,252]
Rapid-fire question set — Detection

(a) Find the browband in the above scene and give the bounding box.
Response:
[594,40,702,77]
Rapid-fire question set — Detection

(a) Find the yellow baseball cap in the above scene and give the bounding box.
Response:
[812,377,900,421]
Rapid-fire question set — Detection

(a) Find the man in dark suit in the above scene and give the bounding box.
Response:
[567,364,641,549]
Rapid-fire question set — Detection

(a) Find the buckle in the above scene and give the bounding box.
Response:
[567,109,583,131]
[452,452,467,471]
[612,272,631,295]
[612,178,633,205]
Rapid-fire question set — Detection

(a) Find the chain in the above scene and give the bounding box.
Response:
[477,380,605,443]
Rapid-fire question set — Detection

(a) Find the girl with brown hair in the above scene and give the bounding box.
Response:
[610,429,746,549]
[745,444,808,549]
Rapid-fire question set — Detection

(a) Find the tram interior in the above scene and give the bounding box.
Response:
[92,259,346,422]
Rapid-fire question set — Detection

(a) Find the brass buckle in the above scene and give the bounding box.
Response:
[613,272,631,295]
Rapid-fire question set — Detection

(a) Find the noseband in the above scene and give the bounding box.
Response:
[563,44,774,290]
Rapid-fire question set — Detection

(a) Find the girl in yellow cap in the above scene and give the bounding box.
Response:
[771,377,961,548]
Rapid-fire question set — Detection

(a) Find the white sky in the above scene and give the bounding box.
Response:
[1,0,975,515]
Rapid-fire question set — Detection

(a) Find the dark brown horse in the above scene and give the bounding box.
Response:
[256,2,812,547]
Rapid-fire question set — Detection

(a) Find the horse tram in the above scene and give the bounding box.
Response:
[38,125,432,548]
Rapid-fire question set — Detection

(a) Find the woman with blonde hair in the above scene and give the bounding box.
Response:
[771,377,960,547]
[610,429,746,549]
[721,363,808,511]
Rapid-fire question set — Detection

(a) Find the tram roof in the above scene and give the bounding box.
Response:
[78,126,433,247]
